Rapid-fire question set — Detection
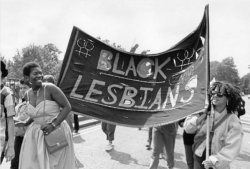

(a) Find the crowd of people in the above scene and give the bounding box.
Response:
[0,60,245,169]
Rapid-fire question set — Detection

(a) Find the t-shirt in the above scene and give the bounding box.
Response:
[0,86,15,153]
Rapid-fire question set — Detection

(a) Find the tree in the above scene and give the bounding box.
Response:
[244,78,249,88]
[97,36,126,52]
[102,39,110,45]
[240,73,250,94]
[7,44,62,82]
[0,53,6,63]
[209,57,240,85]
[210,61,220,81]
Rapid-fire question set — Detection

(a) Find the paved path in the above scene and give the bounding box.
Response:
[1,97,250,169]
[1,124,250,169]
[73,124,250,169]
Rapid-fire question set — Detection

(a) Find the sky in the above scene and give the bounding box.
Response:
[0,0,250,77]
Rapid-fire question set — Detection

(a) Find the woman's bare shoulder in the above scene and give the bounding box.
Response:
[44,83,58,89]
[43,83,62,94]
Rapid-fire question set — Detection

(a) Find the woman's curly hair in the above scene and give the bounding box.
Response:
[208,81,242,113]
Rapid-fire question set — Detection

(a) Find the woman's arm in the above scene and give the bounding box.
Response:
[4,93,16,162]
[15,118,33,127]
[47,84,71,127]
[184,111,206,134]
[6,117,15,146]
[5,116,15,162]
[41,84,71,134]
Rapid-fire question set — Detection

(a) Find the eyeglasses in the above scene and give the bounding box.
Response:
[211,92,226,98]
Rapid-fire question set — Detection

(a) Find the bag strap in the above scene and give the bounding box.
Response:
[193,113,231,152]
[212,113,231,132]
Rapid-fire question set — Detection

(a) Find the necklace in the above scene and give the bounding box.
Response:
[33,87,41,97]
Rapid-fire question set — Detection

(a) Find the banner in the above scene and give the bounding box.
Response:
[58,7,209,127]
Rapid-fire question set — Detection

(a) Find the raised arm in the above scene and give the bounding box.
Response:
[184,112,207,134]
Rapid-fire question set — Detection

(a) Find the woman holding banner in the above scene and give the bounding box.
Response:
[184,81,243,169]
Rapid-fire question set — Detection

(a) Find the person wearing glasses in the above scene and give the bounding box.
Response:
[184,81,243,169]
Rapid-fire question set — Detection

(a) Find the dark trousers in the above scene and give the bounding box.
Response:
[0,131,8,164]
[74,114,79,131]
[193,148,213,169]
[149,123,177,169]
[101,122,116,141]
[0,150,4,164]
[10,136,24,169]
[184,144,194,169]
[148,127,153,145]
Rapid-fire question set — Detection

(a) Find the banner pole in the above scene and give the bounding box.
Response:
[205,4,211,160]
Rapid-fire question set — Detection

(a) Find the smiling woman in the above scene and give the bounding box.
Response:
[184,81,243,169]
[17,62,76,169]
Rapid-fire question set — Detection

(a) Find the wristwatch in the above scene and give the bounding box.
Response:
[51,122,57,128]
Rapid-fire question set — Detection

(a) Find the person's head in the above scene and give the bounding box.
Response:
[1,61,8,82]
[43,75,55,84]
[19,77,31,98]
[209,81,241,113]
[22,62,43,87]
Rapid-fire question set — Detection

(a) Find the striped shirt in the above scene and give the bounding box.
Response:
[0,86,15,153]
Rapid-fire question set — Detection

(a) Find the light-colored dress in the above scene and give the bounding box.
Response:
[19,90,76,169]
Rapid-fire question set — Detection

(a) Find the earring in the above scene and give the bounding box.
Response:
[226,100,228,106]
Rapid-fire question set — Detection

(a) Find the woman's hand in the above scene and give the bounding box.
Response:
[41,123,55,135]
[202,159,215,169]
[5,145,15,162]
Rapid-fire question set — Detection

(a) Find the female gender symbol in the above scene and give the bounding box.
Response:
[75,38,95,58]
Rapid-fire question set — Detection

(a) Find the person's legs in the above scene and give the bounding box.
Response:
[193,152,206,169]
[102,123,116,152]
[74,114,79,132]
[162,123,177,169]
[193,157,205,169]
[160,146,165,159]
[106,123,116,142]
[101,122,107,137]
[149,128,164,169]
[10,136,24,169]
[146,127,153,149]
[184,144,194,169]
